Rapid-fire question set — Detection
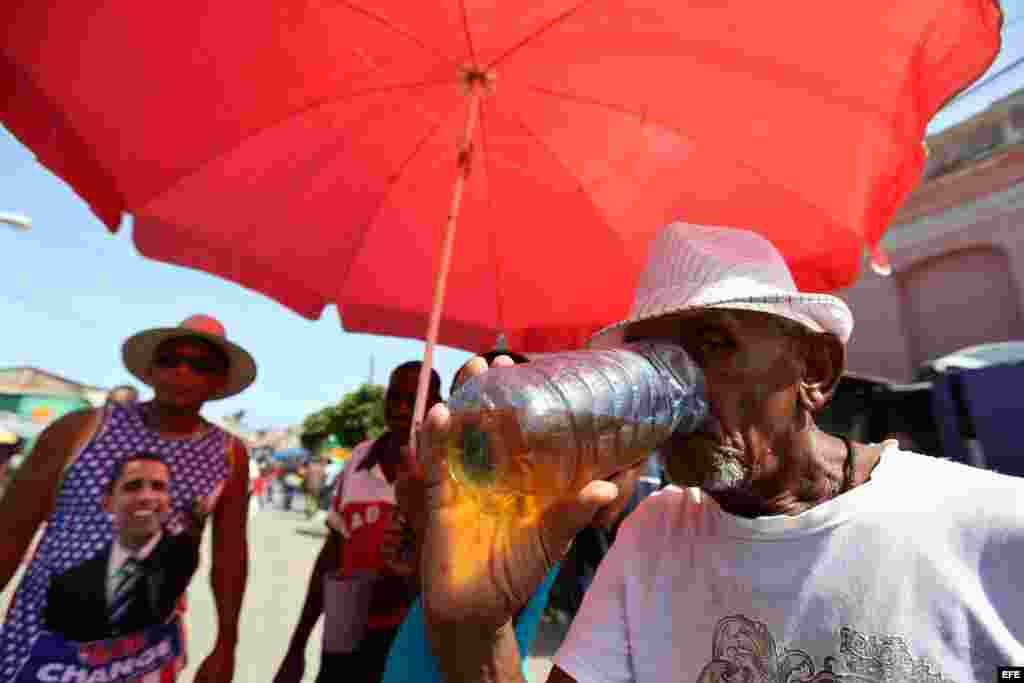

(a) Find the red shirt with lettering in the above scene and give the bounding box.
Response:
[326,438,415,631]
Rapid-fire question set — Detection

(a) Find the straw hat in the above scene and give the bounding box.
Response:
[122,315,257,400]
[590,222,853,348]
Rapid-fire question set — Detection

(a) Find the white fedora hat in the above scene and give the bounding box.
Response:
[590,222,853,348]
[122,315,257,401]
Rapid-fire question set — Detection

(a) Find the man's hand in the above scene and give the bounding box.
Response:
[394,446,427,538]
[592,464,642,531]
[387,449,427,580]
[194,641,236,683]
[380,511,418,578]
[416,356,621,679]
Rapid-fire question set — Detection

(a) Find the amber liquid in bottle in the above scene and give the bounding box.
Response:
[447,407,674,521]
[445,342,706,521]
[438,343,705,589]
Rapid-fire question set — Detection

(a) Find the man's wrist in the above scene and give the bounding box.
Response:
[429,619,524,683]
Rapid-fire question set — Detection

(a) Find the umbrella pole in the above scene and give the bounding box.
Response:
[409,87,483,451]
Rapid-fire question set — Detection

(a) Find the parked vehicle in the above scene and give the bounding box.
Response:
[820,343,1024,478]
[914,341,1024,382]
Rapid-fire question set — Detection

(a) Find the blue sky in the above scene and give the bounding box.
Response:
[926,0,1024,134]
[2,4,1021,429]
[0,164,473,427]
[0,134,474,427]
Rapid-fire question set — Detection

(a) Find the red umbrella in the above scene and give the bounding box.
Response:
[1,0,1001,428]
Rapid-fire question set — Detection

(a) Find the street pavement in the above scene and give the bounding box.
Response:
[1,502,565,682]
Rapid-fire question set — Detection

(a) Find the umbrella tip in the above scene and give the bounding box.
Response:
[869,243,892,277]
[459,66,497,95]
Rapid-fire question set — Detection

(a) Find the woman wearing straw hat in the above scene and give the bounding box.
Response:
[0,315,256,683]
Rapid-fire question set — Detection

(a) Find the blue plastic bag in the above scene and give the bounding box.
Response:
[381,565,559,682]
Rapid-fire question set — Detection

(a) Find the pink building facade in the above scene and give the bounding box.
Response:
[838,92,1024,382]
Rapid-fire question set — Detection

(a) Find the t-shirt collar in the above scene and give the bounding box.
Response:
[714,440,898,540]
[357,432,397,481]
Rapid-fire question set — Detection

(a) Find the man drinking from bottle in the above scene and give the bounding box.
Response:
[415,223,1024,683]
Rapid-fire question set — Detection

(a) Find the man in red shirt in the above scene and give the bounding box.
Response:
[274,361,442,683]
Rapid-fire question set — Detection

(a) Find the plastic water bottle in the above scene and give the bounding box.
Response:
[446,342,708,518]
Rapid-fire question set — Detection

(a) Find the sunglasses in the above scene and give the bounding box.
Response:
[153,351,228,376]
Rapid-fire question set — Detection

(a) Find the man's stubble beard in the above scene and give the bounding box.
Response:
[663,442,750,493]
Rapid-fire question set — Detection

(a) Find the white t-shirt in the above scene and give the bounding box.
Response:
[555,444,1024,683]
[322,439,406,654]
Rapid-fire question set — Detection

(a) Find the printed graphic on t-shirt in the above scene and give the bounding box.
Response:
[695,616,952,683]
[336,501,396,574]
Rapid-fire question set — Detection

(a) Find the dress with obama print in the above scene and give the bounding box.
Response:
[0,402,231,680]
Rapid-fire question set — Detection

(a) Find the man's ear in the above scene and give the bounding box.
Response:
[797,333,845,413]
[102,494,112,513]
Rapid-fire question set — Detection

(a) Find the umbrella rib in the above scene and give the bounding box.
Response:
[503,108,632,261]
[476,104,507,340]
[196,96,405,306]
[525,85,648,119]
[459,0,478,66]
[485,0,606,70]
[137,78,454,212]
[524,83,897,233]
[643,120,868,237]
[526,50,892,126]
[334,78,457,100]
[330,0,461,65]
[335,114,454,296]
[516,82,860,248]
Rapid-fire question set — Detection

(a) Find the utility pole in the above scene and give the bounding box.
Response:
[368,355,375,386]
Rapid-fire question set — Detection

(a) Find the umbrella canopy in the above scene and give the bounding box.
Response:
[1,1,1001,356]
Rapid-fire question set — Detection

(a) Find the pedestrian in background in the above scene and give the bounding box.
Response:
[304,456,327,519]
[0,314,255,683]
[0,433,23,501]
[282,462,303,511]
[274,361,442,683]
[379,348,563,683]
[249,456,268,510]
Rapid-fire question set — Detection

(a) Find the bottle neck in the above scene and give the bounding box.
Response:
[624,340,709,434]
